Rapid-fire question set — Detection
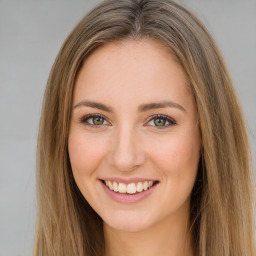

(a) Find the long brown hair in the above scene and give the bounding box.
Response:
[34,0,256,255]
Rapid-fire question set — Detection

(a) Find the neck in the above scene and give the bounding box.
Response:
[103,209,194,256]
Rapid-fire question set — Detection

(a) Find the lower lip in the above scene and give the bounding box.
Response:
[101,181,158,203]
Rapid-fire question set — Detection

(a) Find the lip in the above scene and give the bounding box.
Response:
[100,179,159,203]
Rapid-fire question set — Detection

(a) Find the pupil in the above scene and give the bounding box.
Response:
[154,118,166,126]
[94,117,104,125]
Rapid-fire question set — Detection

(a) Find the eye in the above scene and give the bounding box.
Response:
[146,114,177,128]
[80,114,109,127]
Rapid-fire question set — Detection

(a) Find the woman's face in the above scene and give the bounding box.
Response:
[68,39,201,232]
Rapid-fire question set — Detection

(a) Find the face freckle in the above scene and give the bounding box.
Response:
[68,39,201,233]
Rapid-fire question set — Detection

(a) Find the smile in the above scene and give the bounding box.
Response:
[100,179,159,203]
[102,180,158,194]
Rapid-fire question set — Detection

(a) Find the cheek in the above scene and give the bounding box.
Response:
[68,131,107,177]
[150,130,200,176]
[151,131,200,210]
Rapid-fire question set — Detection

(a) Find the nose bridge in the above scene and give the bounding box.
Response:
[108,123,145,171]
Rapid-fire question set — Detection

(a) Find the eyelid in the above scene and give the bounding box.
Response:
[145,114,177,128]
[80,113,177,129]
[80,114,111,127]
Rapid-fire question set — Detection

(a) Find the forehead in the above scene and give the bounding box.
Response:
[73,39,193,111]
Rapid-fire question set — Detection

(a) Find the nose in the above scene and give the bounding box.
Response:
[107,126,146,172]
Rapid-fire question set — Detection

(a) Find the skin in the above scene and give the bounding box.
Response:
[68,39,201,256]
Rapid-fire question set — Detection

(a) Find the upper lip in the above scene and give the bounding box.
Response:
[100,177,159,184]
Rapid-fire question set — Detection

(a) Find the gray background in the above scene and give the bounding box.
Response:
[0,0,255,255]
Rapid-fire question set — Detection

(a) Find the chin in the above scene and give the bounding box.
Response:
[105,221,150,233]
[103,211,153,233]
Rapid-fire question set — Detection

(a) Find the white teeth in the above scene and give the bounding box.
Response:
[127,183,136,194]
[137,182,143,192]
[118,183,126,193]
[104,180,156,194]
[143,181,149,190]
[109,181,113,190]
[113,182,118,192]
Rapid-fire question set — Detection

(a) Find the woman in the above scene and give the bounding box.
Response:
[34,0,256,255]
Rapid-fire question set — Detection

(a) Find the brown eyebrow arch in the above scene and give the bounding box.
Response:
[138,101,186,113]
[73,100,186,113]
[73,100,114,112]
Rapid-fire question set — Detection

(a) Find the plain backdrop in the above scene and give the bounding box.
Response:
[0,0,255,255]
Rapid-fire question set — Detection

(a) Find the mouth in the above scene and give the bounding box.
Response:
[100,179,159,195]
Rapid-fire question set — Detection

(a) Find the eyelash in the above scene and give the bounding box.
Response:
[80,114,177,129]
[146,114,177,128]
[80,114,109,128]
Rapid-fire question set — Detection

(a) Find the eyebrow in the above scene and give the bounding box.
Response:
[138,101,186,113]
[73,100,186,113]
[73,100,113,112]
